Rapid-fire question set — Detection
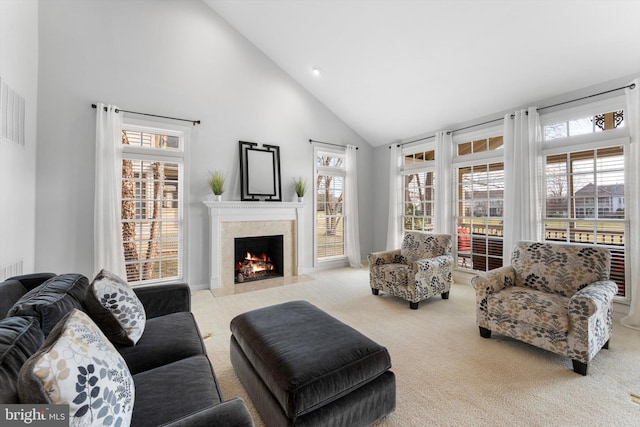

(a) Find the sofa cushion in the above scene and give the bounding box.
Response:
[0,279,28,319]
[7,274,89,336]
[487,286,570,333]
[131,354,222,426]
[0,317,44,403]
[230,300,392,418]
[116,311,206,375]
[85,269,146,346]
[18,309,135,426]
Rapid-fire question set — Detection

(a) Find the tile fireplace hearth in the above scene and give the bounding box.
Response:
[203,201,303,289]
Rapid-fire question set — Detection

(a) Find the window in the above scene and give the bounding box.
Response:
[544,110,625,141]
[120,122,186,284]
[402,147,435,233]
[542,102,628,298]
[315,150,345,260]
[454,129,505,271]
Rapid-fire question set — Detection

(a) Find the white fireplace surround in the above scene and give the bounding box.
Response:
[203,200,303,289]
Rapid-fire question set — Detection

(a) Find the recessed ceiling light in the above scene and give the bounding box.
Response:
[312,67,321,77]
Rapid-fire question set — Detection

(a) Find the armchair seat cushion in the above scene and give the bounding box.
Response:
[375,264,410,288]
[488,286,570,333]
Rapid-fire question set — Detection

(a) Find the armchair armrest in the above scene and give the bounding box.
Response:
[368,249,402,267]
[569,280,618,318]
[471,265,516,299]
[160,398,254,427]
[133,282,191,319]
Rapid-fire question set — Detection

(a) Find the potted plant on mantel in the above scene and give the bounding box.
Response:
[294,177,308,203]
[208,170,226,201]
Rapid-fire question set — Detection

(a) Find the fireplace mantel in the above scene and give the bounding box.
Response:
[203,200,303,289]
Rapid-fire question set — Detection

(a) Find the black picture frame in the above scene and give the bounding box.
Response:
[239,141,282,201]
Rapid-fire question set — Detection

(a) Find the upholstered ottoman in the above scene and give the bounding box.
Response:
[230,300,395,427]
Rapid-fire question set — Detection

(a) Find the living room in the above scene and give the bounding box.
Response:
[2,0,640,425]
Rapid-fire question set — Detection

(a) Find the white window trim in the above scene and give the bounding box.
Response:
[541,125,630,301]
[452,125,504,166]
[121,117,190,286]
[539,95,626,126]
[314,146,348,267]
[452,125,505,272]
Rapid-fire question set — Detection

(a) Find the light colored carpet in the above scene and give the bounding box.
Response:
[191,267,640,426]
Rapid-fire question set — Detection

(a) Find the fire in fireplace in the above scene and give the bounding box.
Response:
[234,235,283,283]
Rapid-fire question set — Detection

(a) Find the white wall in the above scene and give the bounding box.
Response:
[35,0,373,288]
[0,0,38,277]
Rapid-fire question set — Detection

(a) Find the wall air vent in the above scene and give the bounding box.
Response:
[0,259,24,282]
[0,77,26,147]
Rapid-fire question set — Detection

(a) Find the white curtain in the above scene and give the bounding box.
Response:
[502,107,543,262]
[621,79,640,330]
[386,145,402,249]
[435,131,453,234]
[345,145,362,267]
[94,103,126,278]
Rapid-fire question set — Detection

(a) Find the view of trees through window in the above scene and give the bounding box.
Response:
[316,154,345,259]
[402,149,435,234]
[121,129,182,283]
[403,172,434,232]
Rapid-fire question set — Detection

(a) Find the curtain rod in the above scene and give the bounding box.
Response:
[391,134,435,149]
[388,82,636,149]
[91,104,200,126]
[309,139,358,150]
[537,83,635,111]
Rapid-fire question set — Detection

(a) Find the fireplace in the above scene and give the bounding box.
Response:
[234,235,284,283]
[203,200,302,289]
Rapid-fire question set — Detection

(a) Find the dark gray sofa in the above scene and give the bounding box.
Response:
[0,272,254,427]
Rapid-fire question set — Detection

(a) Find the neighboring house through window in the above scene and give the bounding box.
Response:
[453,127,505,272]
[542,97,628,298]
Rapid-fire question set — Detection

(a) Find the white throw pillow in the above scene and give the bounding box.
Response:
[18,309,135,427]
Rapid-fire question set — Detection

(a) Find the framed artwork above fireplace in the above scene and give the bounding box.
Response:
[239,140,282,201]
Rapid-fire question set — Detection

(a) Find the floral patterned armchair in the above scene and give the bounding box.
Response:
[471,241,617,375]
[368,232,453,309]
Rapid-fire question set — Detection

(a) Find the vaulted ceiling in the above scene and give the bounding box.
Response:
[205,0,640,147]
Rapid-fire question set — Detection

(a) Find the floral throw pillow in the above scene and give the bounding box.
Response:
[18,309,135,427]
[85,269,146,346]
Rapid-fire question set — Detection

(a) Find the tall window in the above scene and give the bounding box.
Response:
[121,122,186,284]
[402,148,435,233]
[454,129,504,271]
[316,150,345,260]
[542,101,628,298]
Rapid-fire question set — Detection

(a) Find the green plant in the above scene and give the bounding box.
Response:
[294,177,308,197]
[208,170,226,195]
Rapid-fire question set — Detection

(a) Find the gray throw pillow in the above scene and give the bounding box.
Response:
[7,274,89,337]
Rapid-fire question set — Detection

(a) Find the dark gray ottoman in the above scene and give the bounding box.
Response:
[230,300,395,427]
